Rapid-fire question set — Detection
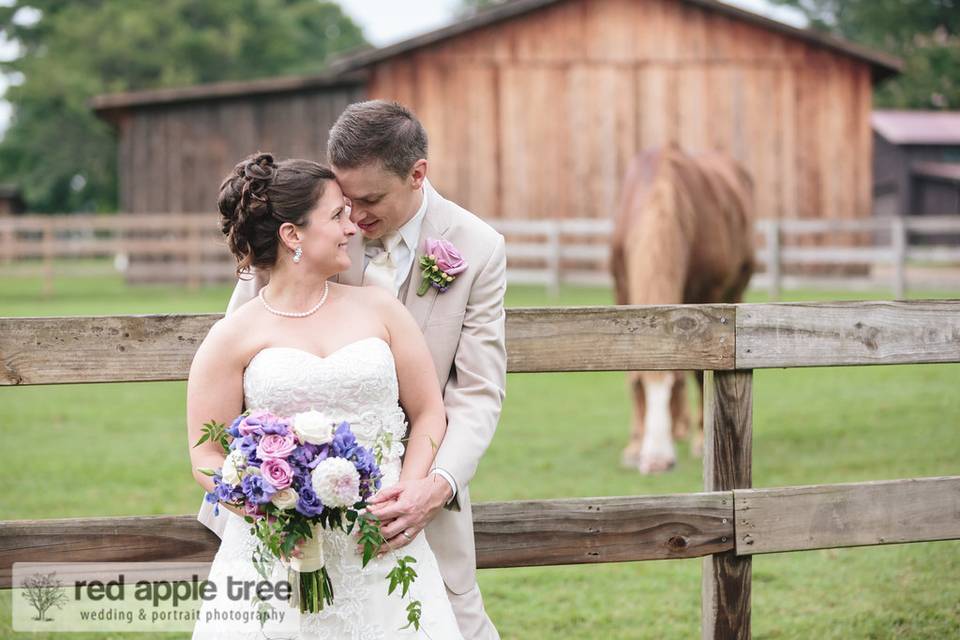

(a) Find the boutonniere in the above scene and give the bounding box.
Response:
[417,237,468,295]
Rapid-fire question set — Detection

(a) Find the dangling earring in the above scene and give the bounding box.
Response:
[293,246,303,263]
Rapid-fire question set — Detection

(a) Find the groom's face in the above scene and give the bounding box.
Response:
[333,160,426,241]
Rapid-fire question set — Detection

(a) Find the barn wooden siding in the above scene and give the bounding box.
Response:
[107,80,365,214]
[364,0,875,223]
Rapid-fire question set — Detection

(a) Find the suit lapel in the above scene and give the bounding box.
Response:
[403,182,452,330]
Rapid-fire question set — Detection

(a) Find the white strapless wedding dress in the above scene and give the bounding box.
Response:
[192,337,464,639]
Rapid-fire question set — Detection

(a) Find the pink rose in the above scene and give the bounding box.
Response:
[260,458,293,490]
[424,237,467,275]
[256,433,297,460]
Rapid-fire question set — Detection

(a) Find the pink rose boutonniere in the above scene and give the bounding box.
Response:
[417,237,468,295]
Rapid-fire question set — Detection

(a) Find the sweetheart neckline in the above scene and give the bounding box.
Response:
[246,336,391,369]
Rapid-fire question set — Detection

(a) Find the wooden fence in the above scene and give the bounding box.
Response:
[2,214,959,297]
[2,300,959,638]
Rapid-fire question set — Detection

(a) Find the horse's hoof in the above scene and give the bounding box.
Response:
[620,449,642,469]
[637,455,677,475]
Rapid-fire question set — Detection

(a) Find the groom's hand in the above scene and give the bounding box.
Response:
[365,475,453,551]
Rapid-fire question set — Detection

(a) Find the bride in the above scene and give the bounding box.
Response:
[187,153,464,639]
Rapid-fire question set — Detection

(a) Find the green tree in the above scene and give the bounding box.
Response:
[768,0,959,109]
[0,1,366,213]
[457,0,509,18]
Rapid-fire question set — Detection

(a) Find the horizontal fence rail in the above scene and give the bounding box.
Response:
[0,493,735,588]
[734,476,960,555]
[2,301,959,639]
[3,477,957,589]
[2,301,959,385]
[3,215,959,296]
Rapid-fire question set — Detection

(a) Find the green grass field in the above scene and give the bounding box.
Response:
[2,265,959,638]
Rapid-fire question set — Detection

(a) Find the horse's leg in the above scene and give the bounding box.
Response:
[637,370,678,474]
[621,371,646,468]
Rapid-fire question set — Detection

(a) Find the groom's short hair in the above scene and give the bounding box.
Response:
[328,100,428,178]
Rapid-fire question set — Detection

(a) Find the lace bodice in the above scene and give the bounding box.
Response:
[242,337,408,486]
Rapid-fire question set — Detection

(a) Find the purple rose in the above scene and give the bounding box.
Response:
[257,433,297,460]
[296,486,324,517]
[424,237,467,275]
[260,416,290,436]
[238,411,272,437]
[260,458,293,490]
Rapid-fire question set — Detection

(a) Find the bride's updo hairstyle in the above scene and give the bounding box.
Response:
[218,151,336,275]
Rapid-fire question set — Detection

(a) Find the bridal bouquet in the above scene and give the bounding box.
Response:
[194,410,420,626]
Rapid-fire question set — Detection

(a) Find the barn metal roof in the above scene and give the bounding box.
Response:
[92,0,901,113]
[873,111,960,146]
[90,71,366,115]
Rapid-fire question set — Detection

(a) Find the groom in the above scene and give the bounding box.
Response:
[197,100,506,639]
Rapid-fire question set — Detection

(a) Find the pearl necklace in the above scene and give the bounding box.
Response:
[258,282,329,318]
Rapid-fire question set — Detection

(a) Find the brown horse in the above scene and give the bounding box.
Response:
[611,146,755,474]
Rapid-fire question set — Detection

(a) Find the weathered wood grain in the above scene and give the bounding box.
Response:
[0,315,219,385]
[0,494,734,588]
[0,515,218,588]
[0,305,736,385]
[734,476,960,555]
[473,493,734,568]
[737,300,960,368]
[505,305,735,372]
[702,370,753,640]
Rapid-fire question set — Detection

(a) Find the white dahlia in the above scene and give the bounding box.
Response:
[311,457,361,508]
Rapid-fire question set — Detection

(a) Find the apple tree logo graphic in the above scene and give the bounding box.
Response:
[21,571,69,622]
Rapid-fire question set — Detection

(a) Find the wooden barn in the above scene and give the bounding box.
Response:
[872,110,960,219]
[93,0,900,224]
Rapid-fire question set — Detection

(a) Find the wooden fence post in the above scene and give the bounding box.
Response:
[702,369,753,640]
[41,219,54,297]
[0,220,11,265]
[765,220,781,301]
[891,216,906,299]
[545,222,561,297]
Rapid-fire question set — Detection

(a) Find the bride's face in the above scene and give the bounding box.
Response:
[283,180,355,274]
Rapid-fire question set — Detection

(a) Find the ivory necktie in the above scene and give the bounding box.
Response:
[362,231,403,295]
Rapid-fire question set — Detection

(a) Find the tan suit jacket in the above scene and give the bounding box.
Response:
[197,181,507,594]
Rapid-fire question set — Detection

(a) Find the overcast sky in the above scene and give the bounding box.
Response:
[0,0,806,136]
[335,0,805,46]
